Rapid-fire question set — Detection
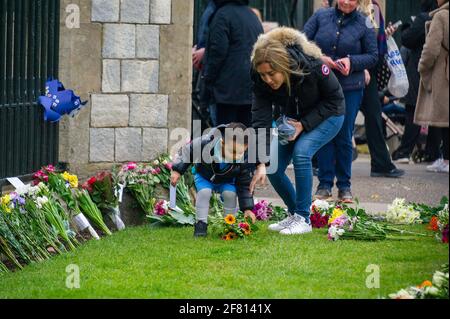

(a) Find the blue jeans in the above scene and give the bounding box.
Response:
[317,89,364,191]
[268,115,344,221]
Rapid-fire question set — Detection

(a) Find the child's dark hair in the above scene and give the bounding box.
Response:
[224,122,250,146]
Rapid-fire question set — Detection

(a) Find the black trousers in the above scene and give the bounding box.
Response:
[360,69,396,172]
[393,104,421,158]
[216,103,252,128]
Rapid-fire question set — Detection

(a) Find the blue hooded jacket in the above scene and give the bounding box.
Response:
[303,7,379,91]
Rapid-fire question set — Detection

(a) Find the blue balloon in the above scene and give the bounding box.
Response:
[38,79,87,122]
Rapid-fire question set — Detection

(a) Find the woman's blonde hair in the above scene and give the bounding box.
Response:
[251,37,305,95]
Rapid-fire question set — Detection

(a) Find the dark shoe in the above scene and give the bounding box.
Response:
[338,189,353,204]
[314,188,332,201]
[370,168,405,178]
[194,221,208,237]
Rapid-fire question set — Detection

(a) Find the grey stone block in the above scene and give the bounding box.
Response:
[115,128,143,162]
[91,94,129,127]
[92,0,120,22]
[150,0,171,24]
[102,59,121,93]
[120,0,150,23]
[90,128,115,162]
[136,25,160,59]
[121,60,159,93]
[129,94,168,128]
[142,128,168,160]
[103,24,136,59]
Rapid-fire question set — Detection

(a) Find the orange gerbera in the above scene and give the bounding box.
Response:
[418,280,433,289]
[428,216,439,232]
[243,229,252,236]
[224,232,237,241]
[224,214,236,225]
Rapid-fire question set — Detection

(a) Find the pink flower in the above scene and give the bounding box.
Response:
[252,200,272,221]
[127,162,137,170]
[45,165,56,173]
[154,200,169,216]
[155,167,161,174]
[165,163,173,170]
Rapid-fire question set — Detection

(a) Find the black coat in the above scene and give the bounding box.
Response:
[203,0,264,105]
[401,13,431,106]
[172,125,255,211]
[252,45,345,163]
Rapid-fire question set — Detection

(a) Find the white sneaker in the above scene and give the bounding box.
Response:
[268,215,294,232]
[394,157,410,164]
[427,159,445,172]
[279,215,313,235]
[442,163,449,174]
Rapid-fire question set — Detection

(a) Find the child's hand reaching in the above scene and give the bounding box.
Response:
[170,171,181,186]
[244,210,257,224]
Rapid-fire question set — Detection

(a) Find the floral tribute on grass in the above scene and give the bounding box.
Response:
[116,154,196,227]
[210,212,259,241]
[389,264,449,299]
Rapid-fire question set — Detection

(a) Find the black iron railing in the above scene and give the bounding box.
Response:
[0,0,60,181]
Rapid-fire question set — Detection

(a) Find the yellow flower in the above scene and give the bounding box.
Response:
[328,208,344,225]
[62,172,78,188]
[1,195,12,213]
[224,214,236,225]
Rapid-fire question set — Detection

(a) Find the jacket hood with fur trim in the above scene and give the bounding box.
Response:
[252,27,323,62]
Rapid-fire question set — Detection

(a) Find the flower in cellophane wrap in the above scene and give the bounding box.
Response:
[82,171,125,231]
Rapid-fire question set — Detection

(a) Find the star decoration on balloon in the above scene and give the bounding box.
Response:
[38,79,87,122]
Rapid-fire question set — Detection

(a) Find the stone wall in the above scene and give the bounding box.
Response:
[58,0,193,179]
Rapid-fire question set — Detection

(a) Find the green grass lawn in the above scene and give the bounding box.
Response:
[0,223,448,299]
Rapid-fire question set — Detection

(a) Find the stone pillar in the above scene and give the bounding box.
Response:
[58,0,194,179]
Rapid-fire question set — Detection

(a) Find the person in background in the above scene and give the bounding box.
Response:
[193,0,218,126]
[204,0,263,127]
[356,0,405,178]
[392,0,439,164]
[304,0,379,203]
[415,0,449,174]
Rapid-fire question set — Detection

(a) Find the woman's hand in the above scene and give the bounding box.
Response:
[244,210,257,224]
[170,171,181,186]
[385,22,398,37]
[250,164,267,194]
[287,120,304,141]
[321,56,337,69]
[364,69,371,86]
[335,57,351,76]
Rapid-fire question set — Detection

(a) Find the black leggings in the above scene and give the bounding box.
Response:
[216,103,252,127]
[443,128,449,160]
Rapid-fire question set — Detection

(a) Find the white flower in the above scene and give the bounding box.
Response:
[16,184,31,197]
[328,225,345,241]
[386,198,421,225]
[313,199,330,211]
[432,271,448,288]
[36,196,49,209]
[424,286,440,297]
[153,160,160,166]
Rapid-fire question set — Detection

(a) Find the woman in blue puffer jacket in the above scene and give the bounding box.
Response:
[304,0,378,202]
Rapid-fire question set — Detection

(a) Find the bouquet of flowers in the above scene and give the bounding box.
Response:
[383,198,422,225]
[389,264,449,299]
[118,162,160,215]
[436,204,449,243]
[210,212,258,240]
[153,154,196,217]
[252,200,273,221]
[147,199,195,226]
[83,171,125,230]
[310,200,333,228]
[327,205,426,241]
[33,166,101,240]
[75,189,112,236]
[412,196,448,223]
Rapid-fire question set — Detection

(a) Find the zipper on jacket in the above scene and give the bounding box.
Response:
[295,97,300,116]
